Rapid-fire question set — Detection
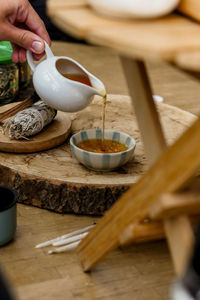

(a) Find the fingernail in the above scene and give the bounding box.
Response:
[31,41,43,53]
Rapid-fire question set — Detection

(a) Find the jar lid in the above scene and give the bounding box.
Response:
[0,41,13,64]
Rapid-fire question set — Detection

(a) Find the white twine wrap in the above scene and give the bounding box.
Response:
[5,100,57,140]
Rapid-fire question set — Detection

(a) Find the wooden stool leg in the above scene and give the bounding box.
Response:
[120,57,166,163]
[119,215,197,246]
[119,220,165,244]
[77,58,199,273]
[164,215,194,277]
[121,57,194,276]
[77,110,200,271]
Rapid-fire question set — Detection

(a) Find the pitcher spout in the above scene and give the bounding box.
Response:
[27,40,107,112]
[88,74,106,97]
[56,56,106,97]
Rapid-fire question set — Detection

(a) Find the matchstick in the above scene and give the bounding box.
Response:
[35,224,95,248]
[48,241,80,254]
[53,232,88,247]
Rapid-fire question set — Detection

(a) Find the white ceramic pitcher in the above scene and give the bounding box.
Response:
[26,42,106,112]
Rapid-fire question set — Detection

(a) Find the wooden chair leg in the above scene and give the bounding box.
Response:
[77,58,197,273]
[120,57,166,164]
[120,58,195,276]
[149,192,200,219]
[119,215,198,246]
[164,215,194,277]
[119,220,165,244]
[77,115,200,271]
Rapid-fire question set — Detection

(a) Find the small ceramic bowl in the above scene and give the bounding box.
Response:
[70,129,136,171]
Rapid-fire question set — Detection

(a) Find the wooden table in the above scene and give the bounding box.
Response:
[1,41,200,300]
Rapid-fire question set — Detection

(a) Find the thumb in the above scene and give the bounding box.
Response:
[3,24,45,54]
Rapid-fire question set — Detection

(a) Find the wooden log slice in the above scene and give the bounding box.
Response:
[0,112,71,153]
[0,95,196,215]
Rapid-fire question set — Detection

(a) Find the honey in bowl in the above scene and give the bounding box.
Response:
[76,139,128,153]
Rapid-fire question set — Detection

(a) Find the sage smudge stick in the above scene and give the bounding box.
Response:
[5,100,57,140]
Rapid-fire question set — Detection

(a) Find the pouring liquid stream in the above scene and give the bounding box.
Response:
[62,73,107,141]
[101,92,107,142]
[63,74,127,153]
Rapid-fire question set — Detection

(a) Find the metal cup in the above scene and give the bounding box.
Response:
[0,186,17,246]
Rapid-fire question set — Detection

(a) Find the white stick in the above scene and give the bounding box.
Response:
[35,224,95,248]
[53,232,88,247]
[48,241,80,254]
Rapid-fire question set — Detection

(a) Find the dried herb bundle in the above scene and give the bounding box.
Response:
[0,65,18,100]
[5,100,57,140]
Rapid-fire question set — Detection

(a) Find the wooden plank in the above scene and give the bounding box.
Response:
[164,215,194,276]
[47,0,87,16]
[87,14,200,71]
[16,278,74,300]
[77,115,200,271]
[178,0,200,22]
[121,57,193,275]
[0,95,195,214]
[121,58,166,164]
[48,6,200,71]
[48,7,121,39]
[119,220,165,245]
[149,192,200,219]
[174,51,200,72]
[16,275,167,300]
[119,216,198,245]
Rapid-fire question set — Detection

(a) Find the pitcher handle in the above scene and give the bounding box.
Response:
[26,41,54,72]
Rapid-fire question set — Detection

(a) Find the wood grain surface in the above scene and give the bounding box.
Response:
[0,94,196,214]
[0,109,71,153]
[178,0,200,22]
[47,4,200,71]
[120,57,195,277]
[77,108,200,271]
[2,41,200,300]
[0,97,35,123]
[47,0,87,15]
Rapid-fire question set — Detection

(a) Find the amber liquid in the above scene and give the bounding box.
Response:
[77,139,128,153]
[62,73,92,86]
[63,73,107,141]
[102,93,107,141]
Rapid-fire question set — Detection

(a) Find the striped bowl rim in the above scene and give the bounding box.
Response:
[70,129,136,156]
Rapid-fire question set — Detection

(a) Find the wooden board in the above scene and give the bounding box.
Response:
[0,95,196,215]
[178,0,200,22]
[0,105,71,153]
[47,0,87,15]
[47,4,200,71]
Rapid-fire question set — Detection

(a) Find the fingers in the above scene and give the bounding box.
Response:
[3,22,45,53]
[3,22,46,63]
[11,42,45,63]
[0,0,51,62]
[25,3,51,46]
[7,0,50,47]
[11,44,26,63]
[11,44,20,63]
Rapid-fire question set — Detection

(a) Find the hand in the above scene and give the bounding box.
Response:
[0,0,51,62]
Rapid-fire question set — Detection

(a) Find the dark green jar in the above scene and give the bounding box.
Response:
[0,42,19,104]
